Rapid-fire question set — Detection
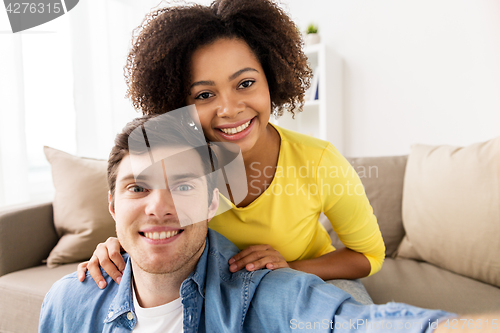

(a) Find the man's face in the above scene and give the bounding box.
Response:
[109,146,219,275]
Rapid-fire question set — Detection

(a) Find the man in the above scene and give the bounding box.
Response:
[39,112,496,333]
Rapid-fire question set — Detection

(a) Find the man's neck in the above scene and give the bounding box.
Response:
[130,244,204,308]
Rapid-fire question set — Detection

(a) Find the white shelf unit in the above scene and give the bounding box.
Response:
[271,43,343,153]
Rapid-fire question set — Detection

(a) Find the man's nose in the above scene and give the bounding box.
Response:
[144,189,176,218]
[216,93,245,118]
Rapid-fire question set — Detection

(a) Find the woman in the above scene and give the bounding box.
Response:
[78,0,385,304]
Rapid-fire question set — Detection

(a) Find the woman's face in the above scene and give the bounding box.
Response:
[186,38,272,155]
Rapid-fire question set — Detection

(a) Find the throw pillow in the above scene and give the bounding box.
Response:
[44,146,116,268]
[397,136,500,287]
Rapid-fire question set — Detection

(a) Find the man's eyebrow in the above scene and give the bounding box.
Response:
[118,172,204,183]
[189,67,259,90]
[168,172,205,182]
[117,173,148,183]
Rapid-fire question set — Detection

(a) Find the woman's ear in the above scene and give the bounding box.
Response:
[207,188,219,222]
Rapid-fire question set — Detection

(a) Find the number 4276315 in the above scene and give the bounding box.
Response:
[6,3,62,14]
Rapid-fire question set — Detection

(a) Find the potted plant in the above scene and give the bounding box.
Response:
[305,23,320,46]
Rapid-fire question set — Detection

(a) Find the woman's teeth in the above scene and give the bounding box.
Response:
[144,230,179,240]
[220,119,252,135]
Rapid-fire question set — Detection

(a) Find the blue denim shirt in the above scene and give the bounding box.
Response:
[39,230,451,332]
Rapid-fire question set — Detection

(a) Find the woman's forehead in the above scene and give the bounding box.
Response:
[189,38,263,76]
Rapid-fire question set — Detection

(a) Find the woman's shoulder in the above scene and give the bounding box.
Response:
[272,124,351,173]
[272,124,342,158]
[273,124,331,150]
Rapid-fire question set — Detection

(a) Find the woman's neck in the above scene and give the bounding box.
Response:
[242,123,280,167]
[236,123,280,207]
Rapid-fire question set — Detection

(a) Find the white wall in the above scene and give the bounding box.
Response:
[283,0,500,156]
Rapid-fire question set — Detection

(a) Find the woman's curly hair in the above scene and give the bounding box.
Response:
[125,0,312,118]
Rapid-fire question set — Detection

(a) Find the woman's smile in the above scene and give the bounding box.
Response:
[216,116,256,141]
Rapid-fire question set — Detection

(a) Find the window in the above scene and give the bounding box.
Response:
[0,0,159,208]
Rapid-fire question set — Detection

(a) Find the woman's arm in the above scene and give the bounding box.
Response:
[318,143,386,277]
[288,247,371,280]
[229,246,371,280]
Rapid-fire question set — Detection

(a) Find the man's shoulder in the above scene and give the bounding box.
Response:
[252,268,352,310]
[39,266,122,332]
[207,229,241,260]
[243,268,353,331]
[47,268,117,300]
[259,267,324,288]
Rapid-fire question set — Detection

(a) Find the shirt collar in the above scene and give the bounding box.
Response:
[181,234,210,299]
[104,254,135,326]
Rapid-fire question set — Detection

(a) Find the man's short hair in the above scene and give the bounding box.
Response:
[108,113,217,205]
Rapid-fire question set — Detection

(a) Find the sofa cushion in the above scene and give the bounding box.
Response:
[397,136,500,287]
[362,258,500,315]
[44,146,115,267]
[0,263,79,333]
[324,155,407,257]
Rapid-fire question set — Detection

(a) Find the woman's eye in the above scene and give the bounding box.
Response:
[195,92,214,100]
[238,80,255,89]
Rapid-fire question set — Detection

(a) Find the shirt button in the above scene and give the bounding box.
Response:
[127,312,133,321]
[108,311,114,318]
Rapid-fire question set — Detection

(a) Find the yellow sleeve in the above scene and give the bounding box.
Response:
[318,143,385,276]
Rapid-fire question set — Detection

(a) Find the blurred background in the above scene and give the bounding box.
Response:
[0,0,499,208]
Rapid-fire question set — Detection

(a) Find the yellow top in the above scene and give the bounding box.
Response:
[209,125,385,276]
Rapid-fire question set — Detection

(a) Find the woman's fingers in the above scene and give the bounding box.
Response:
[246,254,289,271]
[104,237,126,275]
[229,245,270,272]
[229,245,270,264]
[84,239,123,288]
[77,261,89,282]
[94,239,124,286]
[228,245,288,272]
[87,253,107,289]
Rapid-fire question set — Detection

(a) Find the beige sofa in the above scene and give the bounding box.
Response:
[1,154,499,333]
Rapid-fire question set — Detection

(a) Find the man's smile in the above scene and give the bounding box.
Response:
[138,227,185,244]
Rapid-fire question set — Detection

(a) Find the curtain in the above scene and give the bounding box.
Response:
[0,0,160,208]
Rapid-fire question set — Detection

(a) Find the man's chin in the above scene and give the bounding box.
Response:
[133,258,182,275]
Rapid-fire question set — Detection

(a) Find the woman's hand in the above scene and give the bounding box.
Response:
[228,244,289,272]
[77,237,126,289]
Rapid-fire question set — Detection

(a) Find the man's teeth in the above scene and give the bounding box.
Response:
[220,119,251,135]
[144,230,179,240]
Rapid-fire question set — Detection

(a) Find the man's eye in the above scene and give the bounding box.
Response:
[129,185,146,193]
[176,184,193,192]
[238,80,254,89]
[195,92,214,100]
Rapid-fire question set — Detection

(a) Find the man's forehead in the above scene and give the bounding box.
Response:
[117,146,205,182]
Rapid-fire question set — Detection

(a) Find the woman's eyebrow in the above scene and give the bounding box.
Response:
[189,67,259,89]
[190,80,215,89]
[228,67,258,81]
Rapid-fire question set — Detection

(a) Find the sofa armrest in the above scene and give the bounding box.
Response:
[0,201,58,277]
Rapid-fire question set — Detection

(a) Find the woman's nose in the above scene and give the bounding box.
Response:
[216,93,245,118]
